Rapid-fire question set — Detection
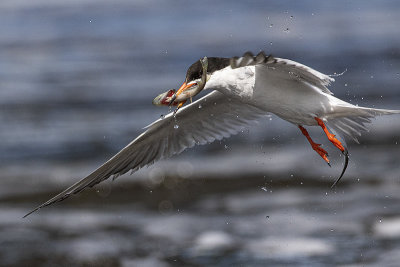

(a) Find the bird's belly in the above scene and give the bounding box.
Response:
[252,73,333,125]
[207,65,334,125]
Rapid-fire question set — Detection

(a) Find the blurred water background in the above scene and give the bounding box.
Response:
[1,0,400,266]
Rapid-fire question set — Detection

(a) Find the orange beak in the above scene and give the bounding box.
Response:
[168,82,196,106]
[175,82,196,97]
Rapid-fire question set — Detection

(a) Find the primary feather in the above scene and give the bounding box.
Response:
[24,91,268,217]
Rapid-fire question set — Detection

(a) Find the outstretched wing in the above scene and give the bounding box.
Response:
[24,91,268,217]
[230,51,335,95]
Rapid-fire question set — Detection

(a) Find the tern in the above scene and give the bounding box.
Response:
[24,51,400,217]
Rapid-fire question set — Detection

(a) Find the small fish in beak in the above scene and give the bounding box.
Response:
[152,89,181,106]
[152,87,204,107]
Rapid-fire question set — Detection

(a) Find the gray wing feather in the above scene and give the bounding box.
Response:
[24,91,268,217]
[231,51,335,95]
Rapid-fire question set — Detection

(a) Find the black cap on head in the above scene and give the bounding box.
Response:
[185,57,230,83]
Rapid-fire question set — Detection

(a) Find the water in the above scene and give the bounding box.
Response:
[1,0,400,266]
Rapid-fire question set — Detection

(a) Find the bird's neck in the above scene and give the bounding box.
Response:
[205,66,256,101]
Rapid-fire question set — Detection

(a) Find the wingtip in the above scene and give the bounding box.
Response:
[22,190,72,218]
[23,206,41,218]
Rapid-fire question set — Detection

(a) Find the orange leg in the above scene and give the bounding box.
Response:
[298,125,330,166]
[176,101,185,109]
[314,117,349,188]
[173,101,186,115]
[314,117,345,152]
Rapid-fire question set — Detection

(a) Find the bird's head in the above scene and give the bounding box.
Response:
[152,57,209,107]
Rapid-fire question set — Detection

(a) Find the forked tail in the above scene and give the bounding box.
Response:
[325,106,400,144]
[323,105,399,187]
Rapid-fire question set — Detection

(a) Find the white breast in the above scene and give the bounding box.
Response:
[204,66,256,100]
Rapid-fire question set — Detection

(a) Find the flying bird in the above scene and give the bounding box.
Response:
[24,51,400,217]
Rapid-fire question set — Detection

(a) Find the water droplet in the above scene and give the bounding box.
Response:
[344,83,348,87]
[290,15,294,19]
[379,219,382,223]
[370,75,374,79]
[266,215,270,219]
[269,42,273,45]
[269,117,272,121]
[174,124,179,129]
[261,187,268,192]
[269,24,273,28]
[160,114,165,119]
[224,145,228,149]
[284,28,290,33]
[290,174,294,178]
[198,104,202,109]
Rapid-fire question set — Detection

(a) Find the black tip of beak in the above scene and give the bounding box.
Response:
[168,94,177,107]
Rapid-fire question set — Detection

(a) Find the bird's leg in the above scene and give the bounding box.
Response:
[173,101,185,115]
[314,117,345,152]
[314,117,349,188]
[299,125,330,166]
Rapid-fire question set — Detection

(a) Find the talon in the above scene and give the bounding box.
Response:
[299,125,330,165]
[311,142,330,165]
